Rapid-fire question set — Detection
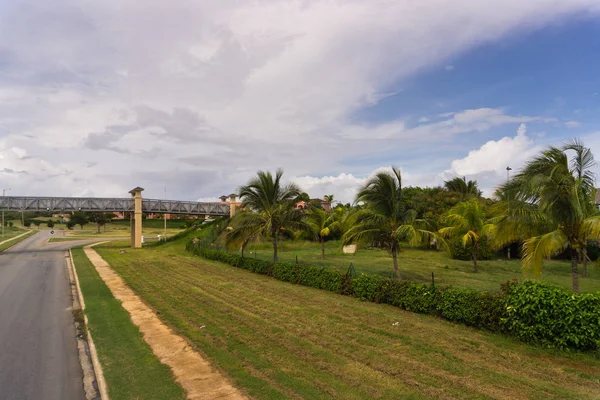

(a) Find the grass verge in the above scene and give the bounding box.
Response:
[71,247,186,400]
[48,237,84,243]
[232,240,600,293]
[96,240,600,399]
[0,230,37,252]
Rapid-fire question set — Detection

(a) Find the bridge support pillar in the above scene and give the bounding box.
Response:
[129,187,144,248]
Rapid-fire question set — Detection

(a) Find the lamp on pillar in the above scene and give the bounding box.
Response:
[128,187,144,248]
[229,193,237,218]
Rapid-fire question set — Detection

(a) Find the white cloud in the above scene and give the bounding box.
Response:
[445,65,455,71]
[0,1,598,199]
[442,123,541,196]
[564,120,581,128]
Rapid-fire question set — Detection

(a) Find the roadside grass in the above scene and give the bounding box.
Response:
[0,230,37,252]
[228,240,600,293]
[95,240,600,400]
[0,226,29,241]
[48,237,85,243]
[71,247,186,400]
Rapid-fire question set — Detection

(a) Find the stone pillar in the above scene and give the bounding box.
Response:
[129,187,144,248]
[229,194,237,218]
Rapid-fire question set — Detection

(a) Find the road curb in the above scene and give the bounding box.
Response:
[68,248,110,400]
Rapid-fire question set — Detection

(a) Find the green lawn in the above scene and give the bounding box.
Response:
[0,226,29,241]
[71,247,186,400]
[0,229,36,252]
[227,240,600,293]
[94,240,600,400]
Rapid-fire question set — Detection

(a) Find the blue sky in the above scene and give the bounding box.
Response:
[1,1,600,202]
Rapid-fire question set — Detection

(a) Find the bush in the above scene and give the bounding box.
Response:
[449,236,494,261]
[503,281,600,351]
[272,262,300,283]
[436,288,504,331]
[47,220,55,228]
[23,220,31,228]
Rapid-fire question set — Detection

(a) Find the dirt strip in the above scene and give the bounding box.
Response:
[83,245,247,400]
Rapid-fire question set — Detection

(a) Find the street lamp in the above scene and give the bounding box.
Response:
[164,186,167,241]
[2,188,11,237]
[506,167,512,260]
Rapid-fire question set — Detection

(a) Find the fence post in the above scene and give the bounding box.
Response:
[431,272,435,287]
[296,255,298,265]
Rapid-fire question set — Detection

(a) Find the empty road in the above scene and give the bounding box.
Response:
[0,231,85,400]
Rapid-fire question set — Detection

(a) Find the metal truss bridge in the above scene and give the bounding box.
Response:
[0,196,230,216]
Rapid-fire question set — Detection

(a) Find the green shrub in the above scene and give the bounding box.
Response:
[298,266,343,292]
[272,262,299,283]
[449,236,494,261]
[437,288,504,331]
[352,274,383,301]
[503,281,600,351]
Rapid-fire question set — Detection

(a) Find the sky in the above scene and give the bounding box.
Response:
[1,0,600,203]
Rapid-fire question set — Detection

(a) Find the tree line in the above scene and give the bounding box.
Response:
[222,138,600,293]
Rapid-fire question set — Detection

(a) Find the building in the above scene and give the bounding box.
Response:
[596,188,600,211]
[295,199,331,212]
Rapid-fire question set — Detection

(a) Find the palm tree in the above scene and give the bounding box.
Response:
[495,139,600,292]
[303,208,339,259]
[439,199,494,272]
[323,194,335,210]
[444,177,481,198]
[344,167,436,279]
[225,169,304,262]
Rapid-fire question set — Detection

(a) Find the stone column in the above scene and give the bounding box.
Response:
[229,194,237,218]
[129,187,144,248]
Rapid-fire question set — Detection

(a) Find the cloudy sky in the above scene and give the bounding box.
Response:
[1,0,600,203]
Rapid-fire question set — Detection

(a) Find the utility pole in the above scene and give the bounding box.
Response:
[2,188,10,237]
[506,166,512,260]
[164,186,167,241]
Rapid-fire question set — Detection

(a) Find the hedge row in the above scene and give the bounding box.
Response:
[186,241,600,352]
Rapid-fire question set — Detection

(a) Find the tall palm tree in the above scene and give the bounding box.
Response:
[496,139,600,292]
[439,199,495,272]
[303,208,339,259]
[225,169,304,262]
[344,167,436,279]
[444,177,481,198]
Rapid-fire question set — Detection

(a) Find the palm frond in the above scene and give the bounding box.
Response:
[522,230,568,278]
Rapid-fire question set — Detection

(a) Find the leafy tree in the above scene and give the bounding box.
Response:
[23,220,31,228]
[70,212,88,230]
[444,177,481,199]
[303,207,340,259]
[89,212,109,233]
[439,199,495,272]
[495,139,600,292]
[47,220,54,228]
[344,167,436,279]
[225,169,304,262]
[66,220,76,230]
[33,220,42,228]
[403,186,462,230]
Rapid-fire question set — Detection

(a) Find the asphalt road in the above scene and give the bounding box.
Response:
[0,231,85,400]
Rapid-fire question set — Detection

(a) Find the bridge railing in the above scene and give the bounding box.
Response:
[0,196,229,216]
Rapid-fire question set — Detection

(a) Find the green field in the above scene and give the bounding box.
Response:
[0,229,37,252]
[72,247,186,400]
[94,239,600,399]
[0,226,29,241]
[228,240,600,293]
[28,219,186,239]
